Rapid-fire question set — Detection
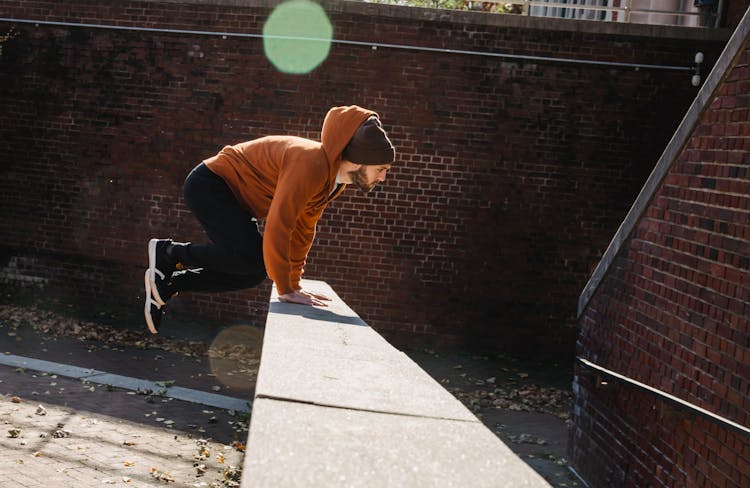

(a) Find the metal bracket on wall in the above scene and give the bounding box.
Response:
[573,363,611,389]
[659,401,688,424]
[594,374,609,389]
[692,51,705,86]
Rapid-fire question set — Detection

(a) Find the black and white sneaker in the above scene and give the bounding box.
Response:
[144,270,165,334]
[148,238,176,306]
[143,270,169,334]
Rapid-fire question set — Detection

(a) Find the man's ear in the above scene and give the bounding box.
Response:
[341,160,362,170]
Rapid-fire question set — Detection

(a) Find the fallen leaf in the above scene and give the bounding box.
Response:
[1,306,218,361]
[52,429,71,438]
[10,396,20,403]
[221,465,242,485]
[149,467,175,483]
[124,461,135,467]
[508,433,548,445]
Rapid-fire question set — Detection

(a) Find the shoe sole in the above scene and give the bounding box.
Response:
[147,238,167,306]
[144,270,159,334]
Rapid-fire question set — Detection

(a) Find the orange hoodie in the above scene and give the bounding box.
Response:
[203,105,376,295]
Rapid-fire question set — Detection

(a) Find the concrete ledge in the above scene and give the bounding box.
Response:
[241,279,549,487]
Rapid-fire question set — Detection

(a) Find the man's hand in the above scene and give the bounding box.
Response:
[278,289,332,307]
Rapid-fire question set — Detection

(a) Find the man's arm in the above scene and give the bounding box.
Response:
[288,209,319,287]
[263,164,319,296]
[277,214,332,306]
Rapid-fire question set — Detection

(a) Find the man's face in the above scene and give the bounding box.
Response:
[347,164,391,193]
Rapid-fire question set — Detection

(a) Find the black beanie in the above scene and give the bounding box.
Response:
[342,116,395,165]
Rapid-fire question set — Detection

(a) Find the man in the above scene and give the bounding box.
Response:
[143,105,395,333]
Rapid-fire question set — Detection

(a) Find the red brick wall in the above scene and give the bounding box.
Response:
[572,35,750,487]
[0,0,727,356]
[725,1,749,28]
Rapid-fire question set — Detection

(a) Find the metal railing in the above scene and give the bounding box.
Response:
[466,0,725,28]
[578,357,750,438]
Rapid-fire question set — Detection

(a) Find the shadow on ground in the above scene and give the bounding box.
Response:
[405,349,580,487]
[0,289,580,486]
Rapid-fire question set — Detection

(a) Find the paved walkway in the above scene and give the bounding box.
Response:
[0,360,247,487]
[0,302,257,488]
[0,299,579,487]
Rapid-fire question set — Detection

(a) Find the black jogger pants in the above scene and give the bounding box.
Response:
[168,162,267,294]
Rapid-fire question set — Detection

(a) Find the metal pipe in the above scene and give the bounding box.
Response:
[0,16,694,72]
[577,357,750,437]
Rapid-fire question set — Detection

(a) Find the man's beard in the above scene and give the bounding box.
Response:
[348,166,376,193]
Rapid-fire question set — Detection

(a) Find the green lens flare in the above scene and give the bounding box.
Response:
[263,0,333,75]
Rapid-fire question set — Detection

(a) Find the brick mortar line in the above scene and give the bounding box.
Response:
[628,236,750,277]
[597,259,748,320]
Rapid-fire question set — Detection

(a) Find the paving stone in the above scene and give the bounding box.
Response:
[0,366,245,487]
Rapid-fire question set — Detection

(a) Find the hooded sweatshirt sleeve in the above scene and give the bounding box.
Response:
[288,207,324,289]
[263,156,325,295]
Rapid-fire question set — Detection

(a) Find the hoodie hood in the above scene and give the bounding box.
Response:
[320,105,378,165]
